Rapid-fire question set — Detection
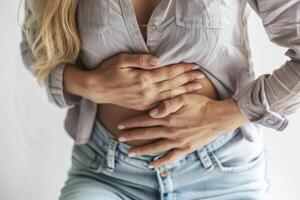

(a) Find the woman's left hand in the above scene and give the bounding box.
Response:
[117,94,249,168]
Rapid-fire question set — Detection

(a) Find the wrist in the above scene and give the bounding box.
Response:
[208,98,249,126]
[225,98,250,125]
[63,63,90,98]
[78,68,110,104]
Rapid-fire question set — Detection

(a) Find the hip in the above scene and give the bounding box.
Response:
[64,118,269,199]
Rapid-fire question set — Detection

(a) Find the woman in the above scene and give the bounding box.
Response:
[21,0,300,199]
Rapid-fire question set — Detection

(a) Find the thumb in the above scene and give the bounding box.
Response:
[149,95,185,118]
[119,54,160,69]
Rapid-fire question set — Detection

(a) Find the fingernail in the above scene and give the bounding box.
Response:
[197,74,205,79]
[118,124,125,130]
[149,108,159,117]
[118,137,126,142]
[192,65,199,70]
[194,85,202,90]
[128,152,136,157]
[149,58,160,65]
[148,165,154,169]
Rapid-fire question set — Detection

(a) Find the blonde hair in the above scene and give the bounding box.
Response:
[22,0,80,85]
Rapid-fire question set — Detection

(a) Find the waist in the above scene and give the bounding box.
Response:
[90,117,241,162]
[97,104,155,146]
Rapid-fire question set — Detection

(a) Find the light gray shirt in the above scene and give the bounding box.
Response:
[21,0,300,145]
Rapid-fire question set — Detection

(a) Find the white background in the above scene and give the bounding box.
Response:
[0,1,299,200]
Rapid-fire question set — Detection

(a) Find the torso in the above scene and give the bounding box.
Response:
[97,0,165,146]
[90,0,223,146]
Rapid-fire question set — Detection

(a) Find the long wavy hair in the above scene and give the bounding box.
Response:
[22,0,80,84]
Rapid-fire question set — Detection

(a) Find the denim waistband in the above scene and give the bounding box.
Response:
[88,118,241,171]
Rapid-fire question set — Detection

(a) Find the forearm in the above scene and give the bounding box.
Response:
[263,60,300,115]
[231,0,300,131]
[233,60,300,121]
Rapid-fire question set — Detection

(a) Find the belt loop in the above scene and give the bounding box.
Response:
[89,154,104,173]
[197,149,215,171]
[106,138,118,172]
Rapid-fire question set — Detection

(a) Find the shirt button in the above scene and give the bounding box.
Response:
[267,119,276,125]
[160,170,170,177]
[151,24,157,31]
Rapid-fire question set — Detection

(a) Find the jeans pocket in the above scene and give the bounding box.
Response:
[209,133,266,174]
[71,143,105,173]
[212,150,265,174]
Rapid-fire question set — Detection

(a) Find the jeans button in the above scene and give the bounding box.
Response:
[160,169,170,177]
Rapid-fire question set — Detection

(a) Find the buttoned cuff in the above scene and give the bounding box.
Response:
[45,63,82,108]
[232,92,289,132]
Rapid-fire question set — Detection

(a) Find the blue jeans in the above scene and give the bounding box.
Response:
[59,119,269,200]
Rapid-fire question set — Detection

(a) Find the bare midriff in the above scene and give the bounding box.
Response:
[96,0,220,146]
[97,78,220,146]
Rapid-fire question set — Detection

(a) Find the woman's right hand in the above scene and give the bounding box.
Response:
[70,53,205,111]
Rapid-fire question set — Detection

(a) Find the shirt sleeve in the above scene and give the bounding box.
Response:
[232,0,300,131]
[20,25,82,109]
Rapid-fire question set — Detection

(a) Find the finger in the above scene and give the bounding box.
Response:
[128,139,179,157]
[157,82,202,102]
[156,70,205,93]
[149,63,200,83]
[118,127,181,142]
[149,95,186,118]
[118,114,166,130]
[118,54,160,69]
[148,148,194,168]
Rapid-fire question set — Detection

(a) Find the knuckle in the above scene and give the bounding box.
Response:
[164,89,172,99]
[135,105,144,111]
[172,130,181,138]
[152,144,161,152]
[161,140,171,147]
[178,63,191,71]
[134,149,142,155]
[134,148,145,155]
[166,67,176,79]
[188,71,199,80]
[180,63,191,72]
[169,90,176,99]
[184,72,194,81]
[179,94,186,103]
[168,152,178,160]
[138,54,148,66]
[169,128,178,134]
[164,115,174,124]
[162,100,172,111]
[185,143,195,151]
[168,79,177,89]
[176,138,186,146]
[140,88,153,100]
[138,74,152,87]
[171,152,179,159]
[185,84,195,91]
[139,102,152,111]
[140,128,148,135]
[167,128,179,137]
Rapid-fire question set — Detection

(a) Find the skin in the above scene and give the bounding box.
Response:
[63,0,249,168]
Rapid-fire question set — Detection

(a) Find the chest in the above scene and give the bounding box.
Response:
[131,0,161,24]
[131,0,161,40]
[76,0,233,69]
